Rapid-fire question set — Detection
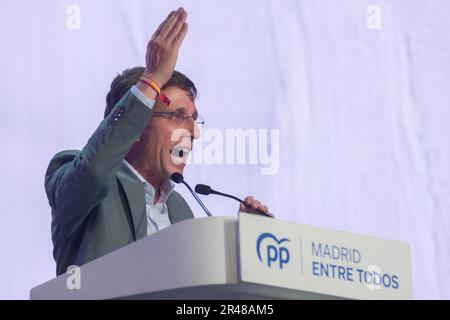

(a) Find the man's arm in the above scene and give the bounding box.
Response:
[45,8,189,229]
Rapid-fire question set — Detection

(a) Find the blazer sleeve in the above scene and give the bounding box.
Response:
[45,90,154,230]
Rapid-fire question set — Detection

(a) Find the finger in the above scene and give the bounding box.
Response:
[152,11,175,40]
[156,10,180,40]
[172,23,188,48]
[244,196,254,206]
[159,8,184,40]
[251,201,260,210]
[266,211,275,218]
[166,10,188,44]
[257,208,273,218]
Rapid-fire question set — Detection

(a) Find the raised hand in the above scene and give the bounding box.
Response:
[144,8,188,87]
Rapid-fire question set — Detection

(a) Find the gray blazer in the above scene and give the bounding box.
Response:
[45,90,194,276]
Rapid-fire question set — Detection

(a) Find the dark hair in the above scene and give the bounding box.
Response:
[104,67,197,118]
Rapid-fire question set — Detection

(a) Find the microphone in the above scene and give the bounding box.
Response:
[195,184,271,216]
[195,184,244,203]
[170,173,212,217]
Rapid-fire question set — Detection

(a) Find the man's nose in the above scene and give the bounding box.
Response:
[193,121,201,139]
[186,119,201,140]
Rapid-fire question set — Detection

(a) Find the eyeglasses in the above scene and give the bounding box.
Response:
[152,110,205,128]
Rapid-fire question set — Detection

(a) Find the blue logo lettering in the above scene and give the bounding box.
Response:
[256,233,290,269]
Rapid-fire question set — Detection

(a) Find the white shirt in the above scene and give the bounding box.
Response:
[123,160,175,236]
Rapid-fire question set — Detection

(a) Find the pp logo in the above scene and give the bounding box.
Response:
[256,233,290,269]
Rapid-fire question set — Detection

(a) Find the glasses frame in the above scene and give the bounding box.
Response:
[152,111,205,128]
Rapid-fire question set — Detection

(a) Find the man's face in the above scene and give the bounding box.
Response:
[136,85,200,179]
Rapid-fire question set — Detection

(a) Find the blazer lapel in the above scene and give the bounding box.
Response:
[167,196,182,224]
[117,166,147,240]
[167,191,195,224]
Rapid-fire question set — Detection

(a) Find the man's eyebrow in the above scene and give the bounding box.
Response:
[175,107,188,113]
[175,107,198,119]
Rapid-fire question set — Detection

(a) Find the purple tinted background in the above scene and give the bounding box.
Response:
[0,0,449,299]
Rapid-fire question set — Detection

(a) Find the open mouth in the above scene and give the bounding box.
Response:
[170,145,191,165]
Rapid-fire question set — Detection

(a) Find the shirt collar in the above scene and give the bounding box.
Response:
[123,160,175,203]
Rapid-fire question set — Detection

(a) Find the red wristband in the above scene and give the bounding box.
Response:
[138,77,171,106]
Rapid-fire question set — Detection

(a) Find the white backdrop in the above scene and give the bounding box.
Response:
[0,0,449,299]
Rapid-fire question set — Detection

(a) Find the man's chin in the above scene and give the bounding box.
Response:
[164,163,185,179]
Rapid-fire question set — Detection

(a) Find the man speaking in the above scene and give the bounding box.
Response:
[45,8,272,276]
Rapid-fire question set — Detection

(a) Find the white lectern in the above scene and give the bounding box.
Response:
[30,214,412,300]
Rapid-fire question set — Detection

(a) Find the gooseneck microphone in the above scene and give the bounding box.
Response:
[195,184,244,203]
[170,173,212,217]
[195,184,271,216]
